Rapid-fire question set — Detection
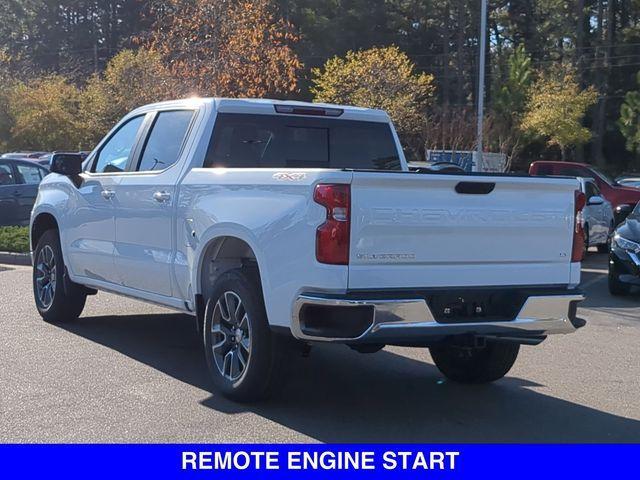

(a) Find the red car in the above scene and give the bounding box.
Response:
[529,161,640,213]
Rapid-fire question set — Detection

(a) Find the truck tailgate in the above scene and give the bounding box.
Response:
[348,172,579,289]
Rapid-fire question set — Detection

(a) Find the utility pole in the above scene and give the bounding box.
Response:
[475,0,488,172]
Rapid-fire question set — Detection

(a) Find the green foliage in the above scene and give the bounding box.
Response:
[311,46,435,143]
[7,75,84,150]
[493,46,533,125]
[0,226,29,253]
[522,70,598,159]
[80,49,180,145]
[489,46,534,163]
[619,73,640,155]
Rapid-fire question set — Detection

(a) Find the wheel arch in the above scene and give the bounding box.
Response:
[31,212,59,252]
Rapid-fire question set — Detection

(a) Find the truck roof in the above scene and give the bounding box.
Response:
[129,97,391,123]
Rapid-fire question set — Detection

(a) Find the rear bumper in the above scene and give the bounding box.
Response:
[292,290,585,344]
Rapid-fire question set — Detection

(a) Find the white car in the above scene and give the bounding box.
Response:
[579,177,615,253]
[30,98,586,401]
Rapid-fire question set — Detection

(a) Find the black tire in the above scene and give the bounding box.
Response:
[597,222,615,253]
[583,226,590,255]
[608,261,631,296]
[33,229,86,323]
[429,340,520,384]
[203,268,285,402]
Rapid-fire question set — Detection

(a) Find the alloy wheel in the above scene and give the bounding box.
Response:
[35,245,56,308]
[210,291,251,381]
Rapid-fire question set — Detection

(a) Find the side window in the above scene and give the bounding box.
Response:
[137,110,194,172]
[560,166,588,178]
[534,164,554,175]
[585,182,597,199]
[16,163,44,184]
[93,115,145,173]
[0,163,15,185]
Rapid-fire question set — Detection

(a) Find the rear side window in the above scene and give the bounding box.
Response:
[137,110,194,172]
[204,113,401,170]
[585,182,598,199]
[15,163,44,184]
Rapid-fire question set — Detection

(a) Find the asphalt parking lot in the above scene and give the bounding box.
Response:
[1,253,639,443]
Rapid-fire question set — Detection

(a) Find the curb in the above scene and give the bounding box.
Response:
[0,251,31,266]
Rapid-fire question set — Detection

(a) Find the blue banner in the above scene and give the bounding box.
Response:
[0,444,637,479]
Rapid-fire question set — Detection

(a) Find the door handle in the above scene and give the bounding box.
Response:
[153,191,171,203]
[12,190,22,197]
[101,189,115,200]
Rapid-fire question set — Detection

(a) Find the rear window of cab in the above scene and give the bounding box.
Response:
[204,113,401,170]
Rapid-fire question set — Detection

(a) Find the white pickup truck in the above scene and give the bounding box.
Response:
[31,98,586,401]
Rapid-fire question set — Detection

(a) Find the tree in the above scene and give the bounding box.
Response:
[146,0,301,97]
[311,46,435,155]
[80,48,179,144]
[522,70,597,160]
[489,45,534,168]
[6,75,84,150]
[619,72,640,157]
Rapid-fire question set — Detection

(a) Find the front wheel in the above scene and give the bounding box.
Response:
[203,268,285,402]
[429,340,520,384]
[608,261,631,296]
[33,229,86,323]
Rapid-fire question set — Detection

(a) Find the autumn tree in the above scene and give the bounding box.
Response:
[80,48,179,144]
[146,0,301,97]
[6,75,84,150]
[311,46,435,156]
[522,70,597,161]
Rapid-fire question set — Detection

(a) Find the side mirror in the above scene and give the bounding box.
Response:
[50,152,84,176]
[615,204,634,224]
[587,195,604,206]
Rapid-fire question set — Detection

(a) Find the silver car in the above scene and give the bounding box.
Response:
[579,177,615,253]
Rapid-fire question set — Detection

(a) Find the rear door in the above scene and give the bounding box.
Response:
[348,172,578,289]
[114,108,196,297]
[0,161,20,226]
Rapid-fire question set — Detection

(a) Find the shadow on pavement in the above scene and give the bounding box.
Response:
[62,312,640,443]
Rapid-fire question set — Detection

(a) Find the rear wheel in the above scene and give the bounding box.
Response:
[429,340,520,384]
[33,229,86,323]
[203,268,285,402]
[608,260,631,296]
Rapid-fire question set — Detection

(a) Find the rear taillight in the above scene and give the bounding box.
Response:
[314,184,350,265]
[572,190,586,262]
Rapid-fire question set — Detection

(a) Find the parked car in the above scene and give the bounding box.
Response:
[529,161,640,217]
[609,202,640,295]
[616,175,640,189]
[1,151,49,160]
[31,98,586,401]
[0,158,49,226]
[578,177,615,253]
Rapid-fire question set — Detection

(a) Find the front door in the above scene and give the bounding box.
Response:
[64,114,146,284]
[114,109,195,297]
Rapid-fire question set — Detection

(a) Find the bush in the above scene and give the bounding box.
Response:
[0,226,30,253]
